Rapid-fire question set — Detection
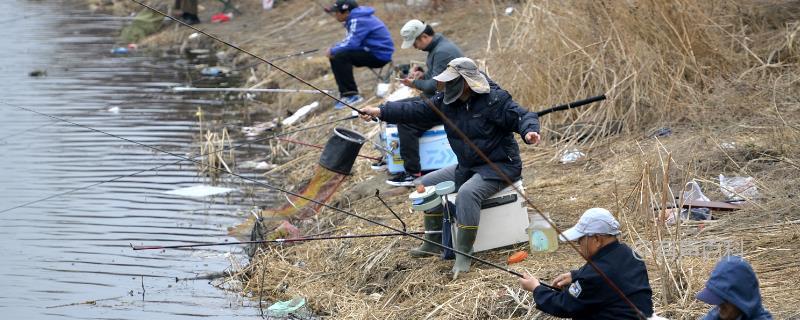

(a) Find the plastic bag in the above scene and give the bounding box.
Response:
[719,175,758,201]
[266,297,306,317]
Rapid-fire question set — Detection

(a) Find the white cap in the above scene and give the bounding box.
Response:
[559,208,621,242]
[400,19,426,49]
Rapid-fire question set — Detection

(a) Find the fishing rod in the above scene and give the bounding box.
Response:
[172,87,335,94]
[5,101,558,291]
[0,110,356,214]
[414,94,646,319]
[276,137,382,162]
[536,94,606,117]
[128,0,366,116]
[131,230,438,250]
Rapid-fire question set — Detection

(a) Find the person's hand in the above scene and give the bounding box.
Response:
[399,77,415,88]
[359,106,381,121]
[325,48,332,58]
[409,69,424,80]
[524,131,541,144]
[552,272,572,289]
[518,273,541,292]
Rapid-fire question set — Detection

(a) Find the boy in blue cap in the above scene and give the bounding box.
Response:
[697,255,773,320]
[325,0,394,109]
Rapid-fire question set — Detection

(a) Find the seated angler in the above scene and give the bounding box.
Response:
[325,0,394,109]
[359,57,541,277]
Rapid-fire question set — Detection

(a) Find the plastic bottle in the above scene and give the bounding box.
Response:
[527,213,558,253]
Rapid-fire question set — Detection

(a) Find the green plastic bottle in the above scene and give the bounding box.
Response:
[528,213,558,253]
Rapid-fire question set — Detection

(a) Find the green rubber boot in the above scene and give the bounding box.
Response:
[452,226,478,279]
[409,213,443,258]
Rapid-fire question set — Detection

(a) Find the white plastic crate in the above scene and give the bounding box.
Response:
[446,180,529,252]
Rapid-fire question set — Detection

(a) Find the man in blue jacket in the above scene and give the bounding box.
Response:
[325,0,394,109]
[519,208,654,319]
[359,57,540,277]
[696,256,773,320]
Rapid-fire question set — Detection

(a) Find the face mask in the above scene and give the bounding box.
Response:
[443,76,465,104]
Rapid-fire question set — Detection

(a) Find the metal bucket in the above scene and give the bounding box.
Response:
[318,127,366,175]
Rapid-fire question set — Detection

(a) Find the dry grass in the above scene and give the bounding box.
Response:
[104,0,800,318]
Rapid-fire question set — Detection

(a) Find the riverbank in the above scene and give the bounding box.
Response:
[101,1,799,318]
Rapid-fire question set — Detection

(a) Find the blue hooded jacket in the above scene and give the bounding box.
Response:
[330,7,394,62]
[702,256,773,320]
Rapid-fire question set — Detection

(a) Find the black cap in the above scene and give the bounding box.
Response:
[325,0,358,13]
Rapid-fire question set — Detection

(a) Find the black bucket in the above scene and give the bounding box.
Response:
[318,127,367,175]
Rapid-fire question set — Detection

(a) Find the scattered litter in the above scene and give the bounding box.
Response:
[108,106,120,114]
[369,293,382,301]
[667,207,711,225]
[242,120,277,137]
[719,174,758,201]
[504,7,515,15]
[164,185,236,198]
[270,220,301,240]
[282,101,320,126]
[649,127,672,138]
[429,21,441,27]
[188,32,200,40]
[210,13,232,23]
[266,297,306,317]
[239,160,277,170]
[110,47,130,54]
[28,69,47,77]
[376,82,391,98]
[262,0,274,10]
[189,48,210,55]
[720,142,736,149]
[559,148,585,164]
[201,66,231,77]
[385,85,414,102]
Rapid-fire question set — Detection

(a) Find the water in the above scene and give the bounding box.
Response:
[0,1,274,318]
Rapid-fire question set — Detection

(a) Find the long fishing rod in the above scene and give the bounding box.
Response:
[414,94,646,319]
[276,137,382,162]
[172,87,335,94]
[536,94,606,117]
[128,0,365,115]
[0,109,356,214]
[5,101,560,291]
[131,230,437,250]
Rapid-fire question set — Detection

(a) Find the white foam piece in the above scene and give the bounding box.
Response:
[282,101,319,126]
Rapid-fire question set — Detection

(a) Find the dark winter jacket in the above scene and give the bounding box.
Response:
[702,256,773,320]
[412,34,464,97]
[330,7,394,62]
[379,77,539,187]
[533,241,654,319]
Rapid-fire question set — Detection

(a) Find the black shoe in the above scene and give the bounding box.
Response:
[386,172,419,187]
[181,13,200,25]
[370,159,387,171]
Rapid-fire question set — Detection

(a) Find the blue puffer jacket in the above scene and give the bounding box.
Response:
[702,256,773,320]
[379,77,539,187]
[330,7,394,62]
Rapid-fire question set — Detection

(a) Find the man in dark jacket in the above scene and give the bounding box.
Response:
[359,57,540,277]
[384,19,464,187]
[326,0,394,109]
[519,208,654,319]
[696,256,773,320]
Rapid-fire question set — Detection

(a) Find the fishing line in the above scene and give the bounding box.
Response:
[4,100,559,290]
[0,105,356,214]
[276,137,382,162]
[128,0,365,115]
[415,95,646,319]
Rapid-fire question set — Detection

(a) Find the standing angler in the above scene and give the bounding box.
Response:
[359,57,540,277]
[325,0,394,110]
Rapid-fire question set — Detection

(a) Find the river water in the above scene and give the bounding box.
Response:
[0,1,271,318]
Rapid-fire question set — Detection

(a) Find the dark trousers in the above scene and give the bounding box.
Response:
[330,50,389,97]
[397,96,441,174]
[174,0,198,15]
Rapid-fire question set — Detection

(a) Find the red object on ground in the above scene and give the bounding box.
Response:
[211,13,231,23]
[507,251,528,264]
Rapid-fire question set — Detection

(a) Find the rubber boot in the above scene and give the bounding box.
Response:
[452,226,478,279]
[409,212,443,258]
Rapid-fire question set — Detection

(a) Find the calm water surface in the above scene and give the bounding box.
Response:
[0,1,275,318]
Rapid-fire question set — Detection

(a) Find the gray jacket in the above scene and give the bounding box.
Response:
[412,34,464,97]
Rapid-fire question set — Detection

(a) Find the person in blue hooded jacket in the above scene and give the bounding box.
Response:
[325,0,395,109]
[697,256,773,320]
